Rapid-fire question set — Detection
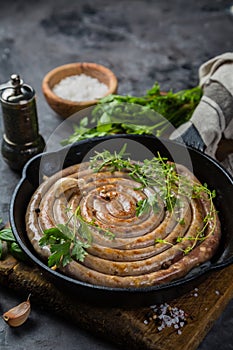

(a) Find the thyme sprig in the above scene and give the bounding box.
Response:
[155,184,217,254]
[90,143,130,173]
[136,199,151,217]
[75,206,115,240]
[90,146,181,213]
[90,144,218,254]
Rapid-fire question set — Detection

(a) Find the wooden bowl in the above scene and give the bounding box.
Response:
[42,62,118,118]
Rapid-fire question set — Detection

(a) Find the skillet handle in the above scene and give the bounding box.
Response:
[171,123,206,152]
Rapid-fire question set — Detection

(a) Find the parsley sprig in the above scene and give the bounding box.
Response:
[39,224,90,268]
[39,206,115,268]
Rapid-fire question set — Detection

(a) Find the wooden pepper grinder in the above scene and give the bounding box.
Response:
[0,74,45,172]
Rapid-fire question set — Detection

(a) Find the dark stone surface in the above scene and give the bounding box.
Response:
[0,0,233,349]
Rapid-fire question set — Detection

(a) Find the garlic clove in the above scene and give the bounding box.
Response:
[3,295,31,327]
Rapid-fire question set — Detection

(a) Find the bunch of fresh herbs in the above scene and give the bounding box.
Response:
[61,83,202,145]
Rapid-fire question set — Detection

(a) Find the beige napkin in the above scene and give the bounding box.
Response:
[170,52,233,175]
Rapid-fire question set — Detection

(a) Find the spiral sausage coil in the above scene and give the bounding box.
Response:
[26,161,221,288]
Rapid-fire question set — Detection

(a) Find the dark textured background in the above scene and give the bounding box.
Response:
[0,1,233,349]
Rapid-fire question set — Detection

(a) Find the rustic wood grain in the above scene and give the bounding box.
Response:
[0,255,233,350]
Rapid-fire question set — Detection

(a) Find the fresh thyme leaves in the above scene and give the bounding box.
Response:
[90,145,217,253]
[0,226,26,261]
[136,194,160,217]
[90,143,130,173]
[180,184,217,254]
[155,184,217,254]
[136,199,151,217]
[179,218,186,226]
[61,82,202,145]
[39,206,115,268]
[90,146,180,214]
[75,206,115,240]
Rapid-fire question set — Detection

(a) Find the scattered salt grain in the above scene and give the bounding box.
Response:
[215,290,220,295]
[144,303,188,334]
[190,287,199,297]
[53,74,109,102]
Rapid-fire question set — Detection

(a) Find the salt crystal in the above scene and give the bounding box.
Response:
[163,315,172,323]
[146,303,187,333]
[53,74,109,102]
[150,304,157,309]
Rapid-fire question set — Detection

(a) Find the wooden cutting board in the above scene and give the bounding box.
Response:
[0,254,233,350]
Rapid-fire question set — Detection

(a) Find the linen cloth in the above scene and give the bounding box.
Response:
[170,52,233,175]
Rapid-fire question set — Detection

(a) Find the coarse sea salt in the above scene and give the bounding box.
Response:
[53,74,108,102]
[144,303,188,334]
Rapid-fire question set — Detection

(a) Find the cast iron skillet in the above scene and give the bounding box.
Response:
[10,134,233,307]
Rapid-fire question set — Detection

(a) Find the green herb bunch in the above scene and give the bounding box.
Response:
[61,82,202,145]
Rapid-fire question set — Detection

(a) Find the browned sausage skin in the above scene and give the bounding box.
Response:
[25,160,221,288]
